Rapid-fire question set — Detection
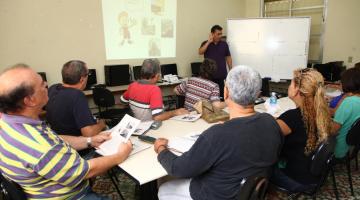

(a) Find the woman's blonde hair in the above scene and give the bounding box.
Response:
[293,68,331,154]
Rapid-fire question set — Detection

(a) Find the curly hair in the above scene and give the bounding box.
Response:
[293,68,331,154]
[199,58,217,80]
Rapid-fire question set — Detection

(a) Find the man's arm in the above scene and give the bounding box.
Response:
[153,108,189,121]
[226,56,233,70]
[81,119,106,137]
[85,140,132,179]
[198,34,213,55]
[155,135,216,178]
[59,132,111,150]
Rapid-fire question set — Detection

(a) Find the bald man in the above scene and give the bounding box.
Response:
[0,64,132,199]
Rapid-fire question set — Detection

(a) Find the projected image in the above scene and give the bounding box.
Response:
[149,38,161,56]
[151,0,165,15]
[161,19,173,38]
[142,18,156,35]
[102,0,176,60]
[118,11,136,46]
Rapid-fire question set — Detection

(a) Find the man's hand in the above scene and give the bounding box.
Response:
[208,33,214,43]
[90,131,111,147]
[174,108,189,116]
[97,119,107,129]
[154,138,168,154]
[116,140,133,159]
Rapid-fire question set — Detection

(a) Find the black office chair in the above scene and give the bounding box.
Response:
[0,173,27,200]
[330,117,360,198]
[92,87,130,126]
[345,118,360,169]
[272,136,339,200]
[237,172,269,200]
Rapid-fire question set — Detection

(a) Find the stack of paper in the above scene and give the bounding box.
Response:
[168,132,202,154]
[97,114,151,156]
[170,113,202,122]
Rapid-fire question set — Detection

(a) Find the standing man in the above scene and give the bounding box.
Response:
[199,25,232,99]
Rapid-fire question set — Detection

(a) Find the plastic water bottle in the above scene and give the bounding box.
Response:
[270,92,277,106]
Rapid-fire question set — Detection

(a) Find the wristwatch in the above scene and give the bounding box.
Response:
[86,137,92,148]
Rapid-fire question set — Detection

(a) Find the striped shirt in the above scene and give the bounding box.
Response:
[0,114,90,200]
[175,77,220,110]
[120,80,164,121]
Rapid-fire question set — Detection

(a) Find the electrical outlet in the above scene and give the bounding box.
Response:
[348,56,353,63]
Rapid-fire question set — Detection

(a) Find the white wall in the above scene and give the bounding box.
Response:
[0,0,245,85]
[322,0,360,67]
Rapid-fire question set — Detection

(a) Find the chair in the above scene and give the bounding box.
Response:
[330,117,360,197]
[346,117,360,170]
[92,87,130,126]
[272,136,339,200]
[237,172,269,200]
[0,173,27,200]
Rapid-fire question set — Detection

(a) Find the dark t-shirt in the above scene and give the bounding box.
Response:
[46,84,96,136]
[158,112,282,200]
[200,40,231,79]
[278,108,318,184]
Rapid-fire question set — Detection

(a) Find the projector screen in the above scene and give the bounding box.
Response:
[101,0,177,60]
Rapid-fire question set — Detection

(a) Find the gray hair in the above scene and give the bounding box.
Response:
[141,58,160,79]
[62,60,87,84]
[225,65,262,106]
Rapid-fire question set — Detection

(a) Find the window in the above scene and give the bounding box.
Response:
[262,0,327,63]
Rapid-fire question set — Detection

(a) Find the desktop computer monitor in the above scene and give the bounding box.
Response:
[161,63,178,77]
[104,64,130,86]
[190,62,201,77]
[132,65,142,81]
[85,69,97,90]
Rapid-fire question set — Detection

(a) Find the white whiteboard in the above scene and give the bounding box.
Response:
[227,17,310,80]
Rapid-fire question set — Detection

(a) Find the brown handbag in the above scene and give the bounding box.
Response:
[193,100,229,123]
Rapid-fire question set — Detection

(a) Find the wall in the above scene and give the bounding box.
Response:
[0,0,245,85]
[322,0,360,67]
[242,0,360,67]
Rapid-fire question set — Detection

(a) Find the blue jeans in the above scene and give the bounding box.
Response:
[81,188,111,200]
[270,168,316,193]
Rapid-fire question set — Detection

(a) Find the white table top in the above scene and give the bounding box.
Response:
[118,97,296,185]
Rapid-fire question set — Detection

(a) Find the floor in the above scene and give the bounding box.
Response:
[92,158,360,200]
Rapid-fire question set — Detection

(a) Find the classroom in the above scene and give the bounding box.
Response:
[0,0,359,200]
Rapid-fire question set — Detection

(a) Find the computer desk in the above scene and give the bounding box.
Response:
[83,80,185,96]
[83,80,185,110]
[119,97,296,185]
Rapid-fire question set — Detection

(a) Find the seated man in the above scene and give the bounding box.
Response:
[120,58,188,121]
[154,66,283,200]
[46,60,106,155]
[174,58,225,111]
[0,64,132,199]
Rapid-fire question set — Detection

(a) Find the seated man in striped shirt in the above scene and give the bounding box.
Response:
[120,58,188,121]
[174,58,225,111]
[0,64,132,199]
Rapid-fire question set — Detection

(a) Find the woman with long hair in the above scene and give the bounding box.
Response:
[271,68,332,192]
